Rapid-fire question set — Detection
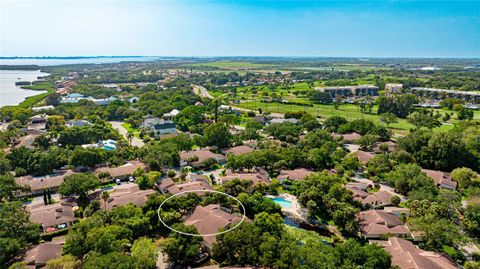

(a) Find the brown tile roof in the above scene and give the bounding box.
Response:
[372,237,458,269]
[22,242,63,267]
[16,170,74,193]
[277,168,314,181]
[357,210,409,238]
[421,169,457,190]
[332,132,363,142]
[353,150,375,164]
[94,160,145,178]
[361,191,394,207]
[224,145,254,156]
[28,202,75,230]
[189,174,209,182]
[166,181,214,196]
[219,168,270,186]
[100,184,156,210]
[184,204,244,248]
[346,185,369,199]
[180,149,226,167]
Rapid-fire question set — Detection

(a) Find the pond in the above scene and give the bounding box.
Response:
[283,216,333,238]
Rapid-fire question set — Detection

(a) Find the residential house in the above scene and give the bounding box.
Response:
[28,201,76,233]
[353,150,375,165]
[253,114,268,125]
[184,204,244,249]
[60,93,87,103]
[277,168,314,184]
[179,149,226,168]
[361,191,394,209]
[219,168,270,186]
[372,237,458,269]
[270,118,299,124]
[15,170,74,196]
[32,105,55,112]
[163,109,180,120]
[21,241,64,268]
[27,114,48,131]
[224,145,253,156]
[357,210,410,239]
[94,160,146,181]
[421,169,457,190]
[159,178,214,196]
[98,184,156,210]
[65,119,92,127]
[332,132,363,142]
[383,207,410,217]
[140,117,177,137]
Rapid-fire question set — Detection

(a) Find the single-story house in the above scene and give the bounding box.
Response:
[28,201,76,233]
[94,160,146,180]
[21,241,64,268]
[357,210,410,239]
[361,191,394,209]
[219,168,270,186]
[179,150,226,168]
[158,178,214,196]
[99,184,156,210]
[253,115,268,125]
[421,169,457,190]
[353,150,375,165]
[184,204,245,249]
[332,132,363,142]
[270,118,299,124]
[66,119,92,127]
[15,170,74,196]
[277,168,314,184]
[371,237,458,269]
[224,145,254,156]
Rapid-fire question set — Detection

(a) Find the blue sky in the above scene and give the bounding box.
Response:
[0,0,479,57]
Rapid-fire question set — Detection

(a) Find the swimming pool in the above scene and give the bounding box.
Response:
[269,197,293,208]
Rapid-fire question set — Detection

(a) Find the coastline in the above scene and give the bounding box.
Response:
[0,70,51,108]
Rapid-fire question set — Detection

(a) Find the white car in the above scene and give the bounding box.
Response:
[129,176,135,182]
[115,178,122,185]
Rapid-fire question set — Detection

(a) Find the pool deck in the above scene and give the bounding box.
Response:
[266,194,308,221]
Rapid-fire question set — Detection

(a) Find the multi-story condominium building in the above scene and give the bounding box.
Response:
[316,85,379,97]
[410,87,480,104]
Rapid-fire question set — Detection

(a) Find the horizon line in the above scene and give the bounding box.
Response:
[2,55,480,60]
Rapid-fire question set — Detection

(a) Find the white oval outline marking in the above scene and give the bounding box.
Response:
[157,189,246,237]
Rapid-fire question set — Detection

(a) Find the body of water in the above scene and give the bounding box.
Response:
[0,56,161,66]
[0,70,49,107]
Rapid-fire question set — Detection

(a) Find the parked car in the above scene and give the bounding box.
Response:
[129,176,135,182]
[115,178,121,185]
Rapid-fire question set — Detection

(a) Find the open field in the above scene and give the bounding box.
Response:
[234,101,480,133]
[190,61,272,69]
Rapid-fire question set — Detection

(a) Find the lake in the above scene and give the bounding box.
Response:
[0,70,49,107]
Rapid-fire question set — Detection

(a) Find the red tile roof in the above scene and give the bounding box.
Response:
[372,237,458,269]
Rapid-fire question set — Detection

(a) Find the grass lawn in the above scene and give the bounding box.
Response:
[235,101,459,133]
[14,81,55,108]
[190,61,271,69]
[121,122,141,138]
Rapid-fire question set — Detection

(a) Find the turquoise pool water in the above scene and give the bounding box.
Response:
[269,197,293,208]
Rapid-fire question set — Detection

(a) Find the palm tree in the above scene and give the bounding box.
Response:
[127,131,133,146]
[101,191,110,212]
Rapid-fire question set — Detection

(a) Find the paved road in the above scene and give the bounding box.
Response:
[192,85,213,99]
[109,121,145,147]
[352,175,405,201]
